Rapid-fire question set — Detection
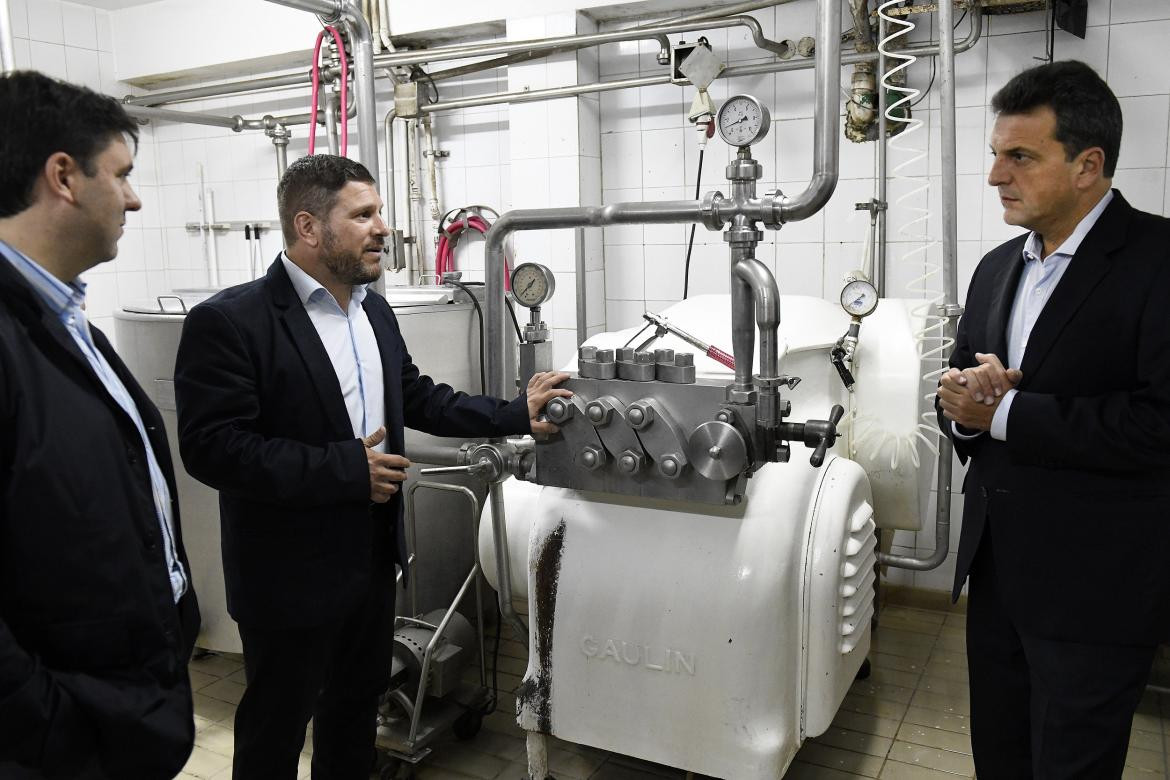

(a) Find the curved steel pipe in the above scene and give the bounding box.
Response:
[775,0,841,223]
[489,482,528,640]
[732,253,780,382]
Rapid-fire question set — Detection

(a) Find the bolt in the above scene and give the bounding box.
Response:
[578,345,597,361]
[659,457,680,477]
[617,347,636,362]
[654,348,675,364]
[579,445,605,471]
[628,407,645,426]
[716,411,732,423]
[634,351,655,365]
[617,449,644,474]
[709,445,723,460]
[546,398,571,422]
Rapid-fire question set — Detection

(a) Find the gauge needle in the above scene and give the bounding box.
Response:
[852,296,865,308]
[522,279,536,294]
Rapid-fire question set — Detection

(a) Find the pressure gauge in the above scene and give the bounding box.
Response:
[510,263,556,309]
[840,278,879,318]
[716,94,771,148]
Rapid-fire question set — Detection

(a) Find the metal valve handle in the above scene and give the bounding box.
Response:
[809,404,844,467]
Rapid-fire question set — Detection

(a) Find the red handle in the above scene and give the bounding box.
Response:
[706,346,735,370]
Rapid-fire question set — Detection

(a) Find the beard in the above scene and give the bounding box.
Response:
[320,225,383,286]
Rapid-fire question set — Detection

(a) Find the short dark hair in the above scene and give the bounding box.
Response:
[277,155,375,245]
[990,59,1122,177]
[0,70,139,218]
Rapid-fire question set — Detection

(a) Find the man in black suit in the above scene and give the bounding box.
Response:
[174,154,570,779]
[937,60,1170,777]
[0,71,200,778]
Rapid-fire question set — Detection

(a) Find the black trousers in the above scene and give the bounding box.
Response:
[966,528,1156,779]
[232,560,396,780]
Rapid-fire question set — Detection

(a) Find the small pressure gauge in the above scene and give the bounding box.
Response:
[840,278,879,318]
[716,94,771,148]
[510,263,556,309]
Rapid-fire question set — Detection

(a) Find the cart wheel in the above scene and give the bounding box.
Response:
[452,709,484,741]
[855,657,872,681]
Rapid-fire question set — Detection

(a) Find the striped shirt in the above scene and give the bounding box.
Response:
[0,241,188,602]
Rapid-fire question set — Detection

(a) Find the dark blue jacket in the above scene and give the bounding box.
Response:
[174,256,529,630]
[0,258,200,779]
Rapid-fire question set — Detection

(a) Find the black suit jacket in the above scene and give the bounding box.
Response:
[0,259,200,779]
[174,257,530,630]
[941,192,1170,645]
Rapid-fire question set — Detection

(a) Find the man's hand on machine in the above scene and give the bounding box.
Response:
[362,426,411,503]
[938,353,1022,431]
[526,371,573,435]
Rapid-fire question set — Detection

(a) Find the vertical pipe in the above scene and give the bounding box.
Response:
[0,0,16,74]
[875,12,888,297]
[324,89,341,155]
[383,108,397,235]
[489,482,527,639]
[938,0,959,307]
[729,242,755,391]
[575,228,587,346]
[341,2,379,185]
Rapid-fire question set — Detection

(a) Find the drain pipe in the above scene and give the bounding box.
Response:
[878,0,960,571]
[0,0,16,74]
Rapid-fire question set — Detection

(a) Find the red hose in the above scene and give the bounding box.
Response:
[308,25,348,157]
[436,215,511,290]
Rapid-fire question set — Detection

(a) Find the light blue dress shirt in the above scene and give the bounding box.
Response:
[955,190,1113,442]
[281,254,386,449]
[0,240,188,603]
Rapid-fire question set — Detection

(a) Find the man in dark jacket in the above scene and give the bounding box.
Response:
[937,60,1170,777]
[174,154,569,779]
[0,71,201,779]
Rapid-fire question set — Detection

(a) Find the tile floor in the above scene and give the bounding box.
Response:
[177,603,1170,779]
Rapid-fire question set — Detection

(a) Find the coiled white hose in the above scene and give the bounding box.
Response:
[846,1,945,472]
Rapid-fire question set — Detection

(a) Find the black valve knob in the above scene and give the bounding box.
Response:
[830,346,855,390]
[808,404,844,467]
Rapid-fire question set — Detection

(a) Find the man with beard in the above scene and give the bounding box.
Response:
[173,154,570,779]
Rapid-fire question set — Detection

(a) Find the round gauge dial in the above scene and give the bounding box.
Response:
[510,263,556,308]
[716,94,771,148]
[840,279,879,318]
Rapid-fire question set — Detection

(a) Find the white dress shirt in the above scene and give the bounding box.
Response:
[281,254,386,451]
[954,190,1113,442]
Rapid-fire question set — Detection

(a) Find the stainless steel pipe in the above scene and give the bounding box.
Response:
[732,253,780,383]
[878,0,962,572]
[0,0,16,75]
[124,104,241,130]
[775,0,840,223]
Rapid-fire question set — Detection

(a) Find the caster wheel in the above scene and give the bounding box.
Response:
[855,657,872,681]
[452,709,483,741]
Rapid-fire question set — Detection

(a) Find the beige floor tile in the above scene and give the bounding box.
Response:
[189,669,218,691]
[868,667,923,690]
[830,709,903,739]
[795,743,884,778]
[176,774,202,780]
[880,607,947,627]
[1123,746,1167,774]
[193,692,238,724]
[902,707,970,737]
[490,760,531,780]
[895,722,971,755]
[941,614,966,629]
[915,676,970,702]
[416,766,477,780]
[1123,768,1165,780]
[875,629,939,650]
[924,651,968,671]
[841,693,911,722]
[879,759,970,779]
[424,742,508,779]
[545,744,607,779]
[193,714,217,733]
[194,723,236,758]
[919,661,968,684]
[871,653,926,676]
[181,745,233,778]
[784,760,873,779]
[200,678,246,706]
[869,638,934,664]
[848,680,916,705]
[1129,727,1166,753]
[877,618,944,638]
[933,635,966,653]
[886,742,975,776]
[482,710,524,738]
[909,690,970,717]
[189,653,245,678]
[811,727,894,758]
[603,752,687,777]
[462,728,526,762]
[1132,711,1165,735]
[208,767,233,780]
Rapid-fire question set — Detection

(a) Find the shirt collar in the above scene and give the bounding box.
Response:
[0,239,87,317]
[280,252,368,309]
[1022,189,1113,263]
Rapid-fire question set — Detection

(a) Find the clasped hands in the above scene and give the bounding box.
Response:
[937,352,1023,432]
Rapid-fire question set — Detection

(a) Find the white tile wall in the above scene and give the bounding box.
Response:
[16,0,1170,592]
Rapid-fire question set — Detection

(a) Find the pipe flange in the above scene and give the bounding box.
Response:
[725,159,763,182]
[762,188,786,230]
[723,226,764,245]
[700,191,727,231]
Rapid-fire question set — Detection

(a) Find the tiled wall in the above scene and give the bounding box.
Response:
[11,0,1170,591]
